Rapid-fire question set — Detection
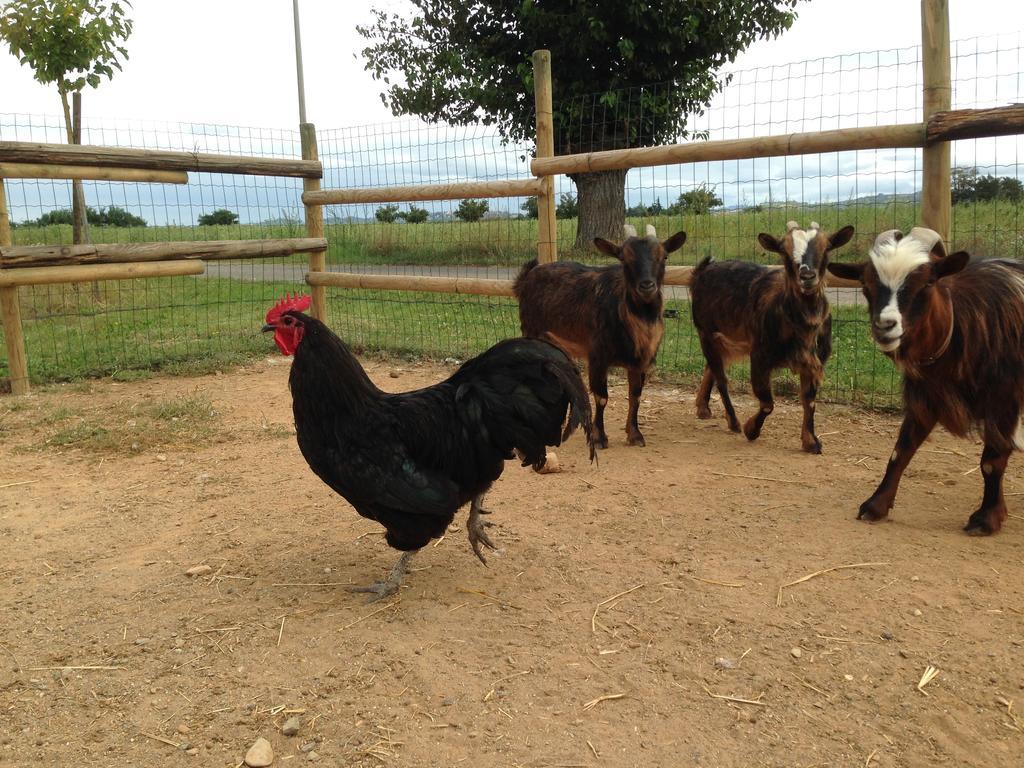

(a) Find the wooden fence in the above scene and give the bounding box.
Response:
[0,144,326,395]
[2,0,1024,396]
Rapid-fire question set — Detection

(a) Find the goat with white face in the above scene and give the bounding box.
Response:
[828,227,1024,534]
[691,221,854,453]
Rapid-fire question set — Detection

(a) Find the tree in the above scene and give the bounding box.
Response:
[398,205,430,223]
[359,0,800,248]
[455,199,489,223]
[1,1,134,245]
[520,197,539,219]
[952,166,1024,204]
[198,209,239,226]
[375,204,401,223]
[667,184,723,215]
[555,193,579,220]
[94,205,146,227]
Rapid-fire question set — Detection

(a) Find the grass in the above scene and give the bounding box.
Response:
[4,198,1019,405]
[11,199,1024,267]
[42,393,220,453]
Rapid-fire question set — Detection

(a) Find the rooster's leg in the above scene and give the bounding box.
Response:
[348,550,417,602]
[468,494,499,565]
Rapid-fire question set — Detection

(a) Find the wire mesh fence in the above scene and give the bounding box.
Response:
[2,33,1023,407]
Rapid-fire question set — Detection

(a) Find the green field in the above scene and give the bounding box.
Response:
[3,198,1019,404]
[10,199,1023,267]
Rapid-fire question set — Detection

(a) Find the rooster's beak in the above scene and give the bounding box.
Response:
[261,324,274,333]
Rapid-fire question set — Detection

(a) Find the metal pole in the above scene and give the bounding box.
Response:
[292,0,308,124]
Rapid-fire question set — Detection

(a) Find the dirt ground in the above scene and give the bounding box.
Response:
[1,356,1023,768]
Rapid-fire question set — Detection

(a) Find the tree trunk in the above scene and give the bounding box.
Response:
[569,169,628,251]
[71,92,91,250]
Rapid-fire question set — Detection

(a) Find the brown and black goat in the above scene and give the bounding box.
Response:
[514,224,687,448]
[690,221,855,453]
[828,227,1024,535]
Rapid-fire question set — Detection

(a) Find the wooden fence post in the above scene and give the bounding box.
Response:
[921,0,951,240]
[0,178,30,395]
[533,50,557,264]
[300,123,327,322]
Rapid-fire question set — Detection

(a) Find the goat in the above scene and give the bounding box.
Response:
[514,224,687,448]
[690,221,855,453]
[828,227,1024,534]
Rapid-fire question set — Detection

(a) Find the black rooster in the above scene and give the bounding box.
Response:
[262,294,595,599]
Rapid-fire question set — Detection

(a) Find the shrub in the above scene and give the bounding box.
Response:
[555,193,578,219]
[399,205,430,224]
[375,204,401,223]
[455,199,489,222]
[198,209,239,226]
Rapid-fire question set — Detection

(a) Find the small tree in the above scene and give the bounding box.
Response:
[555,193,579,220]
[520,197,538,219]
[198,209,239,226]
[455,199,489,222]
[375,204,401,223]
[1,1,134,244]
[668,184,723,215]
[399,205,430,223]
[96,206,146,227]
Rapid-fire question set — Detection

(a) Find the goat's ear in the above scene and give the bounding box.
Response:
[932,250,969,281]
[661,231,687,254]
[757,233,784,255]
[828,225,855,251]
[827,261,866,283]
[593,238,621,258]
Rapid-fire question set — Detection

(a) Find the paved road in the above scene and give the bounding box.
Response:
[204,262,866,306]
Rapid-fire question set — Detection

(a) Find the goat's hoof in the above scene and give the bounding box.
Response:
[964,506,1005,535]
[696,406,712,420]
[726,419,741,433]
[627,433,646,447]
[595,435,610,450]
[857,498,890,522]
[742,422,761,442]
[802,440,823,454]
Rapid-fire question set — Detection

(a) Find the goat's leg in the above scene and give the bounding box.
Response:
[798,367,823,454]
[965,440,1013,535]
[348,550,417,603]
[695,367,714,419]
[701,345,740,433]
[858,411,937,522]
[588,359,611,449]
[742,358,774,442]
[625,367,648,446]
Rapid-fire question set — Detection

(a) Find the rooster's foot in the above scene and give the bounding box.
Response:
[468,495,500,565]
[347,550,416,603]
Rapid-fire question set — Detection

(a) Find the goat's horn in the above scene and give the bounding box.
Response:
[645,224,657,237]
[809,221,820,231]
[873,229,904,251]
[785,220,800,232]
[907,226,946,258]
[623,224,638,238]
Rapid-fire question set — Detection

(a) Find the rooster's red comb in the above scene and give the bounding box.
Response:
[265,293,312,324]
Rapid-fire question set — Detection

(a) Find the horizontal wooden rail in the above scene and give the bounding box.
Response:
[306,266,862,296]
[531,124,927,176]
[303,178,544,206]
[0,163,188,184]
[0,141,322,178]
[531,105,1024,177]
[0,260,205,288]
[1,237,328,269]
[306,271,516,296]
[926,104,1024,143]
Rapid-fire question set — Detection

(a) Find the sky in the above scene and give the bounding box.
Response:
[1,0,1021,129]
[1,1,1022,223]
